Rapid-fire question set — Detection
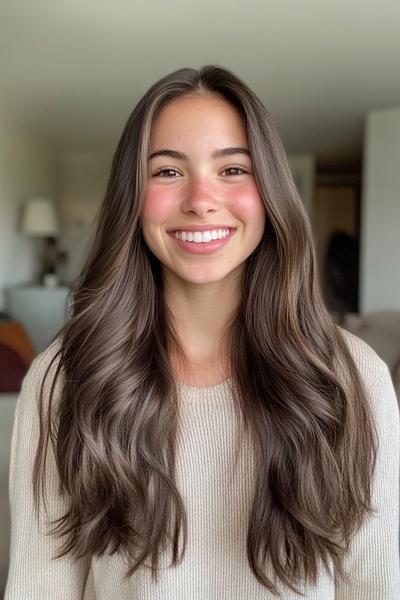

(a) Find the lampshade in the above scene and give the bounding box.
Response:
[20,198,60,237]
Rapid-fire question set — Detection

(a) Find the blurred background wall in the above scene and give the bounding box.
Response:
[361,107,400,313]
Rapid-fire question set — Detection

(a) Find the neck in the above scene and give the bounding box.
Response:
[163,268,241,366]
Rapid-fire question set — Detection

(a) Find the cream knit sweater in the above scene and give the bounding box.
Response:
[4,329,400,599]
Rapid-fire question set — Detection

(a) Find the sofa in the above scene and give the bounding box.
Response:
[0,393,18,597]
[340,310,400,402]
[1,310,399,596]
[0,313,37,596]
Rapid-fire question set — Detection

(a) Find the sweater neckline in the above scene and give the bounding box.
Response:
[175,376,234,402]
[176,376,233,390]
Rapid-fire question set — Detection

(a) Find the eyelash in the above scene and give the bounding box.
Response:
[153,166,249,178]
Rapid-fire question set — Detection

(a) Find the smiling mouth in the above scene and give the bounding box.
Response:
[172,228,234,243]
[167,227,236,254]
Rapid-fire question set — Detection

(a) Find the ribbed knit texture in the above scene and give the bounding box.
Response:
[4,329,400,599]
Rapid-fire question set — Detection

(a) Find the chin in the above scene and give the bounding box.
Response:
[176,266,240,286]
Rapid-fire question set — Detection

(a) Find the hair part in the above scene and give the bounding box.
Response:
[33,65,377,596]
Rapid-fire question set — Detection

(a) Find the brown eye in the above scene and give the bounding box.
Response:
[221,166,248,176]
[154,168,181,177]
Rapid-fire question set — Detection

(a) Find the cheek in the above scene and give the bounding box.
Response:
[142,187,175,225]
[225,183,265,220]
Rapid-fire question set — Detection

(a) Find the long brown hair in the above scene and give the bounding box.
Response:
[33,65,377,596]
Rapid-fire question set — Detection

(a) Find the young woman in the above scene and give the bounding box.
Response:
[5,65,400,599]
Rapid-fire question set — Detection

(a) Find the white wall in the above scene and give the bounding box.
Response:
[360,107,400,313]
[288,153,315,217]
[0,119,56,311]
[55,152,111,286]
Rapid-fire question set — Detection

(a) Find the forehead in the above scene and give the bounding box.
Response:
[149,94,248,148]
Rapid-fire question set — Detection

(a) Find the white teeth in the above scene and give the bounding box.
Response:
[173,229,231,243]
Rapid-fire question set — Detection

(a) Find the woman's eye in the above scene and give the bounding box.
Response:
[154,168,181,177]
[221,166,248,176]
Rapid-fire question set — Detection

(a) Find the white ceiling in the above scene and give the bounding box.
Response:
[1,1,400,166]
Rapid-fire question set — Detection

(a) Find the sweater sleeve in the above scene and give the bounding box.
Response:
[334,361,400,599]
[4,348,92,600]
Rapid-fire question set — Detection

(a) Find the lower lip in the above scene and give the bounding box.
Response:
[168,229,236,254]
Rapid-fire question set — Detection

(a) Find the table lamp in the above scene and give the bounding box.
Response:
[19,198,67,287]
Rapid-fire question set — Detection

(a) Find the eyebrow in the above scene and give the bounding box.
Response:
[148,146,251,161]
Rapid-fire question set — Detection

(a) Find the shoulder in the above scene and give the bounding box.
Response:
[337,326,399,426]
[29,336,62,378]
[19,337,64,411]
[336,326,390,389]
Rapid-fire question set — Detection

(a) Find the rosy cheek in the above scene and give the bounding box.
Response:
[142,186,174,223]
[224,183,265,219]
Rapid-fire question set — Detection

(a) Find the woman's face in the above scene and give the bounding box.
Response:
[141,93,266,286]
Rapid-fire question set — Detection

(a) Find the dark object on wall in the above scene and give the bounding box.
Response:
[324,231,359,321]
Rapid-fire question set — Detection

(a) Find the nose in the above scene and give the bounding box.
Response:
[181,175,221,216]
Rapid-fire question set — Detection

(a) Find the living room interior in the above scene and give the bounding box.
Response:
[1,1,400,595]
